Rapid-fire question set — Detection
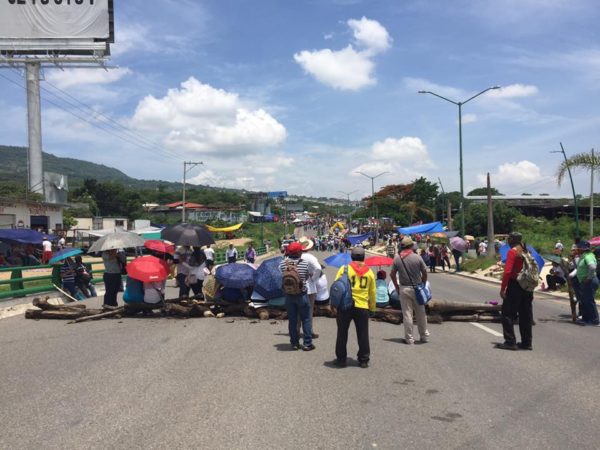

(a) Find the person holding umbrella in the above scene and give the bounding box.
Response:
[102,249,123,307]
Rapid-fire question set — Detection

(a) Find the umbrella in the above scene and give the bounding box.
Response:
[144,239,175,254]
[323,252,352,268]
[49,247,83,264]
[126,256,169,282]
[450,237,468,252]
[88,231,145,253]
[215,262,256,289]
[588,236,600,246]
[464,235,475,241]
[430,232,447,239]
[160,223,215,247]
[542,254,563,265]
[253,256,284,299]
[365,256,393,267]
[499,244,545,274]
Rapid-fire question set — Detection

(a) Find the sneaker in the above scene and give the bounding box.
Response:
[291,343,301,351]
[302,344,316,351]
[359,361,369,368]
[404,338,415,345]
[517,342,533,350]
[333,359,347,368]
[420,337,429,343]
[311,332,319,339]
[495,342,518,351]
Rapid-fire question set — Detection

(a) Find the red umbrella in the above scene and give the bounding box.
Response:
[589,236,600,246]
[144,239,175,254]
[365,256,394,267]
[126,256,169,282]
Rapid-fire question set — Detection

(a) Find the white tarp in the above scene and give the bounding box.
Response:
[0,0,110,40]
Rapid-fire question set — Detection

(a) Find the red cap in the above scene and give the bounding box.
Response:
[287,242,303,254]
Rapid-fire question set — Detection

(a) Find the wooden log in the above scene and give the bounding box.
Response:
[73,307,124,323]
[190,304,214,317]
[442,314,479,322]
[26,309,88,320]
[427,300,501,313]
[32,297,87,311]
[427,314,444,324]
[164,303,192,317]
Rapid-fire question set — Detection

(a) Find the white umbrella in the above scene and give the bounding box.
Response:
[88,231,145,253]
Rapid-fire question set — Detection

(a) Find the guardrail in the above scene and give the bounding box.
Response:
[0,247,268,301]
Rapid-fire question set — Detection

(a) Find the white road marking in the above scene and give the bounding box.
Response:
[470,322,503,337]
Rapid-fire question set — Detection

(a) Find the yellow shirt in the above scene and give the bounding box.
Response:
[335,262,376,312]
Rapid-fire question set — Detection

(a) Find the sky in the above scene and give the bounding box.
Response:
[1,0,600,202]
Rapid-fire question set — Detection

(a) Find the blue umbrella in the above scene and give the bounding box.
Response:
[323,252,352,268]
[253,256,284,299]
[499,244,545,274]
[49,247,83,264]
[215,263,256,289]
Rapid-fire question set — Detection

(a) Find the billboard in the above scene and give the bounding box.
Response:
[267,191,288,198]
[0,0,113,55]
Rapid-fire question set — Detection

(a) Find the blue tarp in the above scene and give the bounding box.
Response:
[346,232,373,246]
[0,229,56,244]
[397,221,444,235]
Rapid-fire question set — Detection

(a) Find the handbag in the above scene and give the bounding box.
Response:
[399,254,432,306]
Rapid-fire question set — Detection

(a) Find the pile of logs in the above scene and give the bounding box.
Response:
[25,296,501,324]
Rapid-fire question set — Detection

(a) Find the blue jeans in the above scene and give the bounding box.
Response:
[580,277,600,324]
[286,293,312,346]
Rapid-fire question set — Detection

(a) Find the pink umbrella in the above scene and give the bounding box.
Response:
[589,236,600,246]
[449,237,468,252]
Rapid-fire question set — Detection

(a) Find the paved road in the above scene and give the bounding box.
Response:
[1,251,599,449]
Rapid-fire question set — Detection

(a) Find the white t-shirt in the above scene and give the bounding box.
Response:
[204,247,215,261]
[190,263,210,281]
[58,237,65,248]
[300,252,321,295]
[42,240,52,252]
[144,281,165,304]
[226,248,238,258]
[316,274,329,301]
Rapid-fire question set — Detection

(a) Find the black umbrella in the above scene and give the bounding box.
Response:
[160,223,215,247]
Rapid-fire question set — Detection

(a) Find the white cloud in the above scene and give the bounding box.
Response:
[294,17,391,91]
[45,68,132,90]
[294,46,375,91]
[371,137,433,167]
[488,84,539,99]
[348,17,392,55]
[462,113,478,124]
[477,161,547,191]
[131,77,287,156]
[404,77,464,99]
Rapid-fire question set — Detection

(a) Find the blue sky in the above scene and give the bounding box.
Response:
[1,0,600,201]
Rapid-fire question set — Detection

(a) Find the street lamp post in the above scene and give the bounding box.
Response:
[338,190,357,226]
[419,86,500,236]
[551,143,580,238]
[182,161,203,223]
[355,172,389,244]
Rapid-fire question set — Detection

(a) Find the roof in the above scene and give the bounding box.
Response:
[164,201,204,209]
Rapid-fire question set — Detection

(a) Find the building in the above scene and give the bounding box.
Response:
[150,201,246,223]
[72,217,129,232]
[465,195,582,219]
[0,198,64,233]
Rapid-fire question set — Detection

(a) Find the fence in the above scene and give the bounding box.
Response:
[0,247,268,301]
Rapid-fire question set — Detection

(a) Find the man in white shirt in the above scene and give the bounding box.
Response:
[57,236,66,250]
[226,244,238,263]
[297,237,321,338]
[42,238,52,264]
[204,244,215,270]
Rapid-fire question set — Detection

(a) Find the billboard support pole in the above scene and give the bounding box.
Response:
[26,61,43,195]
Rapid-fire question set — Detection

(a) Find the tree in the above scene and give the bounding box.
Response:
[467,187,503,196]
[461,201,521,236]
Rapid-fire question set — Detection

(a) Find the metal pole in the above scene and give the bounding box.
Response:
[26,62,44,195]
[591,148,595,237]
[559,143,580,238]
[486,173,496,258]
[182,161,203,223]
[458,102,465,237]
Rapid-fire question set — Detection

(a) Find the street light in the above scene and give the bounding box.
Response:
[551,143,580,238]
[419,85,501,236]
[338,190,357,227]
[355,171,389,243]
[182,161,203,223]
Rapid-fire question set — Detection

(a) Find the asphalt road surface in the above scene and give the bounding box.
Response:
[1,250,599,449]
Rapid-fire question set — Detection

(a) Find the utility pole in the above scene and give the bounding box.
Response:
[338,190,357,226]
[26,62,44,195]
[437,177,446,226]
[182,161,203,223]
[355,171,388,244]
[591,148,595,237]
[552,143,580,239]
[486,173,495,258]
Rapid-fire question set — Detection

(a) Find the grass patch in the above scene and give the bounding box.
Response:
[462,257,498,273]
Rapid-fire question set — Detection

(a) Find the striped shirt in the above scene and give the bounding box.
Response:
[60,260,76,283]
[279,257,311,293]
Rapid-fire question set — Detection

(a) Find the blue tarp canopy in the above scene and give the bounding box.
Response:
[397,221,444,235]
[0,229,56,244]
[346,232,373,246]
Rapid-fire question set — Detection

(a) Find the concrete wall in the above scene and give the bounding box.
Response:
[0,200,63,232]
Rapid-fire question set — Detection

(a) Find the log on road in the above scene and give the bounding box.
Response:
[427,300,501,314]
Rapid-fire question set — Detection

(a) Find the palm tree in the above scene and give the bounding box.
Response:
[557,149,599,236]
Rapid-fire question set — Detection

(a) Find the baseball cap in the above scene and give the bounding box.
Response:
[351,246,365,259]
[577,240,591,250]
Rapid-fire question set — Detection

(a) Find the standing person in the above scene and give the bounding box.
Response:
[226,243,238,263]
[440,244,451,271]
[498,232,534,350]
[428,245,437,273]
[57,235,66,251]
[334,247,376,368]
[74,255,97,298]
[175,246,192,298]
[203,244,215,271]
[60,256,79,299]
[575,241,600,326]
[452,247,463,273]
[102,249,122,307]
[41,237,52,265]
[391,236,430,345]
[278,242,314,351]
[296,237,321,339]
[386,239,396,259]
[245,243,256,264]
[554,240,564,256]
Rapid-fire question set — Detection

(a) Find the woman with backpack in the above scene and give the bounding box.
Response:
[498,232,535,350]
